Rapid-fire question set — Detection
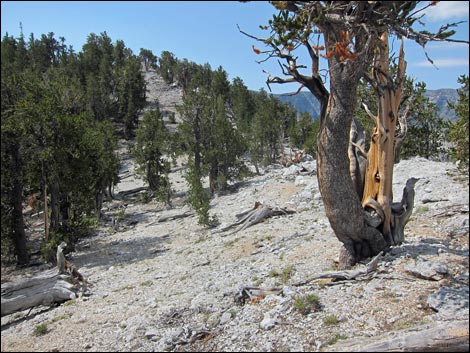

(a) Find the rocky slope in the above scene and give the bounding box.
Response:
[1,71,468,352]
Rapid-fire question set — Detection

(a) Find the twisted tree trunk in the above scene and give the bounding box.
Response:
[317,79,374,268]
[318,32,415,268]
[361,33,406,244]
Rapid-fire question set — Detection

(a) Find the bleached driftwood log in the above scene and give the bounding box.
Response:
[1,269,76,317]
[1,243,88,317]
[328,319,469,352]
[217,202,296,236]
[116,186,148,198]
[157,210,194,223]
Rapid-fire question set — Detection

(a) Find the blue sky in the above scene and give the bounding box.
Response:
[1,1,469,94]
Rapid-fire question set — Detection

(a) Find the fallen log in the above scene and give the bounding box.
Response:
[217,202,296,236]
[293,251,383,286]
[116,186,148,197]
[1,244,89,317]
[328,319,469,352]
[1,269,76,317]
[158,210,194,223]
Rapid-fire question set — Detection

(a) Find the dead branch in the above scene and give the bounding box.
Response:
[157,210,194,223]
[116,186,148,197]
[293,251,383,287]
[391,177,419,244]
[422,198,450,204]
[217,202,296,236]
[170,165,188,173]
[432,205,469,218]
[394,101,410,163]
[233,286,283,305]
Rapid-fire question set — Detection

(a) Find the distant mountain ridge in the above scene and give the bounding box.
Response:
[273,88,459,121]
[423,88,459,121]
[275,91,322,120]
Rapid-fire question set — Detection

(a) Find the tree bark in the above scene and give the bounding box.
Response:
[349,118,367,199]
[316,32,402,268]
[317,49,374,268]
[10,142,29,265]
[209,163,219,194]
[95,188,104,219]
[362,33,407,246]
[42,161,49,241]
[49,179,60,232]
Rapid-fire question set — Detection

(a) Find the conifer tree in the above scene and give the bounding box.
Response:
[448,75,469,171]
[289,112,320,157]
[159,50,178,84]
[1,38,29,263]
[139,48,157,72]
[177,89,211,224]
[244,1,468,267]
[230,77,255,134]
[1,32,121,262]
[132,105,172,204]
[400,82,449,160]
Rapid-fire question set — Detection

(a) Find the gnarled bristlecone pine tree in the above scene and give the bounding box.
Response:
[241,1,469,268]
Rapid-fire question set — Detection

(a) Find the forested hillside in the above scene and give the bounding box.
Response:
[1,31,318,265]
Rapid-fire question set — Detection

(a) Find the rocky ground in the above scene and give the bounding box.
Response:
[1,70,468,352]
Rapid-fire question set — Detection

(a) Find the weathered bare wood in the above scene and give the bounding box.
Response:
[1,243,89,317]
[293,251,383,287]
[232,286,283,305]
[235,203,262,220]
[328,319,469,352]
[361,34,406,249]
[117,186,148,197]
[157,210,194,223]
[421,198,450,204]
[394,102,410,164]
[219,203,296,236]
[217,205,260,233]
[349,118,367,198]
[57,241,67,274]
[391,177,419,244]
[432,205,469,218]
[170,165,188,173]
[231,206,273,234]
[119,172,133,180]
[1,269,76,317]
